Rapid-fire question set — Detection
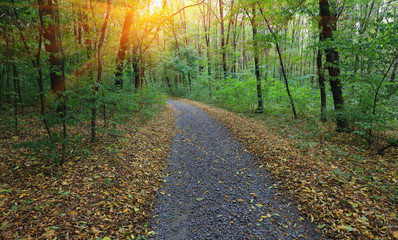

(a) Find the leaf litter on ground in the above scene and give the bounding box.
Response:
[183,99,397,240]
[0,105,175,239]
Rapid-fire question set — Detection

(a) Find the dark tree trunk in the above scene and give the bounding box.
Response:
[202,3,212,98]
[391,59,398,84]
[82,3,92,59]
[242,22,248,70]
[387,58,398,97]
[258,6,297,119]
[319,0,348,132]
[165,76,172,94]
[132,53,141,92]
[317,49,327,122]
[5,33,19,134]
[115,8,134,88]
[92,0,111,143]
[250,8,263,113]
[40,0,64,94]
[37,0,52,137]
[219,0,227,78]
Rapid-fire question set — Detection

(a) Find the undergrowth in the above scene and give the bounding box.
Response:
[0,94,175,239]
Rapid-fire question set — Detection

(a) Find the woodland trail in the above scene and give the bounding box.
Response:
[150,100,322,240]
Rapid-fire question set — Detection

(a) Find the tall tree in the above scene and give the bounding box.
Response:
[39,0,65,94]
[219,0,227,78]
[200,0,213,97]
[316,49,327,122]
[319,0,348,131]
[115,7,134,88]
[91,0,111,142]
[258,5,297,119]
[246,7,263,113]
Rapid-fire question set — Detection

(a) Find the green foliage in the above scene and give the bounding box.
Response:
[136,87,166,123]
[12,83,166,164]
[212,73,257,112]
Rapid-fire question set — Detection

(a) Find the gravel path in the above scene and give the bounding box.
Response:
[150,100,321,239]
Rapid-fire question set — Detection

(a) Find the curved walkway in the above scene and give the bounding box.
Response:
[150,100,321,240]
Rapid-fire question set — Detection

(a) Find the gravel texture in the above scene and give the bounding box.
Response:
[150,100,322,239]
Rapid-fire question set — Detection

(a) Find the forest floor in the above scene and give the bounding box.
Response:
[183,99,397,239]
[1,98,397,239]
[0,105,176,239]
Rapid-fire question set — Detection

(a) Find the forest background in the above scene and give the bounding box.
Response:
[0,0,397,239]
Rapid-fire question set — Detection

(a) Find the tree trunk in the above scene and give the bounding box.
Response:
[258,6,297,119]
[3,21,19,134]
[372,57,397,115]
[115,8,134,88]
[319,0,348,132]
[219,0,227,78]
[317,50,327,122]
[37,1,52,137]
[250,8,263,113]
[40,0,64,94]
[92,0,111,143]
[242,22,247,70]
[202,2,212,98]
[231,17,239,73]
[387,58,398,97]
[132,52,141,92]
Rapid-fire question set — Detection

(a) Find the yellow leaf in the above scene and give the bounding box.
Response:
[237,199,245,202]
[364,231,374,239]
[338,225,348,231]
[393,231,398,239]
[70,211,77,215]
[19,193,27,198]
[250,193,258,198]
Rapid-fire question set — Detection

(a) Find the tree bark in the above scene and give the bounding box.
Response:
[39,0,64,94]
[258,6,297,119]
[201,1,212,97]
[317,50,327,122]
[132,53,141,92]
[37,1,52,137]
[115,8,134,88]
[92,0,111,143]
[219,0,227,78]
[387,58,398,97]
[319,0,348,132]
[249,8,263,113]
[4,32,19,135]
